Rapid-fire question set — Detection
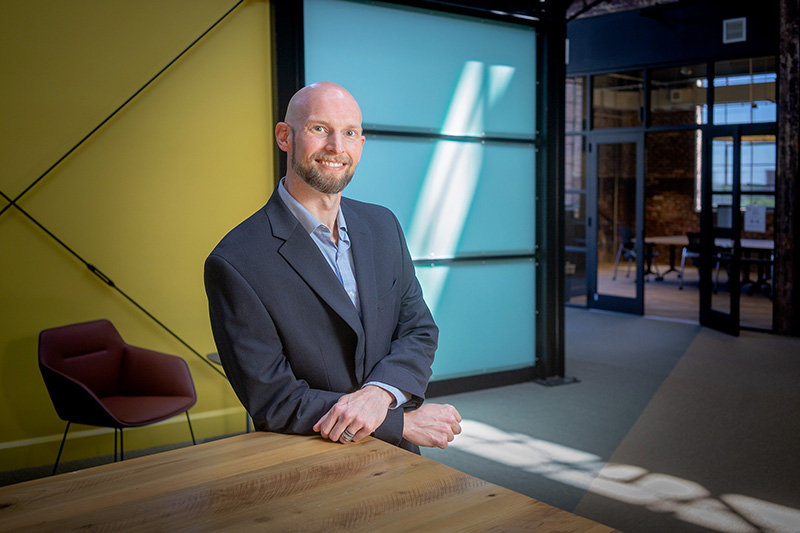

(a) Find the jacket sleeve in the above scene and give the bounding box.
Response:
[205,253,342,435]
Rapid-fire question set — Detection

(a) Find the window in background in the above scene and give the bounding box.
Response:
[649,63,707,126]
[565,136,586,210]
[592,70,643,128]
[741,135,776,209]
[566,76,586,133]
[713,56,777,125]
[711,136,734,209]
[564,136,587,250]
[565,135,587,305]
[710,135,776,209]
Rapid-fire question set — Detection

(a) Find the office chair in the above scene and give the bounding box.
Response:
[679,231,731,292]
[679,232,702,290]
[612,226,636,280]
[612,226,660,280]
[714,244,733,294]
[39,319,197,475]
[710,226,736,293]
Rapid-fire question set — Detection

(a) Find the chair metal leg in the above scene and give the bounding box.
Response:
[120,428,124,461]
[650,255,661,278]
[52,421,71,476]
[186,412,196,445]
[612,244,624,280]
[679,249,688,290]
[113,428,124,462]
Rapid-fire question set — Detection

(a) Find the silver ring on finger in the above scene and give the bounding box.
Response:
[342,429,354,442]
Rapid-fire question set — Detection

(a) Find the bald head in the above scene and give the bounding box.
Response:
[284,81,362,129]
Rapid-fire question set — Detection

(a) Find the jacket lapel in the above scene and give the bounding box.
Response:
[342,201,377,379]
[266,194,367,380]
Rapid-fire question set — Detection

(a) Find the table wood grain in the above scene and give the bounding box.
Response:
[0,432,617,532]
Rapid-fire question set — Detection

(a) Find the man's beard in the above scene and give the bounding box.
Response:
[291,149,354,195]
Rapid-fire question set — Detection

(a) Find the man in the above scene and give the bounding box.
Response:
[205,81,461,452]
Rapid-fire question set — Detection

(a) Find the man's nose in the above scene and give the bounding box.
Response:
[325,132,345,153]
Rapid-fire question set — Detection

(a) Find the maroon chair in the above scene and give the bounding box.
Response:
[38,319,197,475]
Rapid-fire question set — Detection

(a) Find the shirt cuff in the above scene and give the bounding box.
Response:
[364,381,411,409]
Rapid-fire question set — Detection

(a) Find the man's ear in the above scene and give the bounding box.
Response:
[275,122,292,152]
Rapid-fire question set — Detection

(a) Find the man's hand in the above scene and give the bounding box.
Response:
[403,403,462,449]
[313,385,393,444]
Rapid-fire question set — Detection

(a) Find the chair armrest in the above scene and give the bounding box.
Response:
[120,346,197,400]
[39,363,121,427]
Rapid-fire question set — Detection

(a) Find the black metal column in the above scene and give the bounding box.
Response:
[535,0,575,386]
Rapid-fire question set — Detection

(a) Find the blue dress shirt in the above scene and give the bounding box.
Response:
[278,180,410,409]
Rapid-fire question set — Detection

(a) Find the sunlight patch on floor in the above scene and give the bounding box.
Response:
[451,419,800,532]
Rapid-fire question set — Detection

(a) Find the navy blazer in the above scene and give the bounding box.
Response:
[204,190,438,451]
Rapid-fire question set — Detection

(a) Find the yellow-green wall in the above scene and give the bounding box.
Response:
[0,0,272,471]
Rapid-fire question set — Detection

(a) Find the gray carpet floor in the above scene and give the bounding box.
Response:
[422,307,800,532]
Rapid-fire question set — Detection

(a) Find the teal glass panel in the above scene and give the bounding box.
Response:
[346,136,536,259]
[304,0,537,138]
[304,0,539,378]
[418,260,536,380]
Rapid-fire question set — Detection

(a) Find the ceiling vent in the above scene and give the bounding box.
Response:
[723,17,747,44]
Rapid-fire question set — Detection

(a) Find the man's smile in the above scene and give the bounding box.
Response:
[316,157,349,171]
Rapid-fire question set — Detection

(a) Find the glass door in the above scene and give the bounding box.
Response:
[701,126,776,335]
[587,133,645,314]
[700,127,741,335]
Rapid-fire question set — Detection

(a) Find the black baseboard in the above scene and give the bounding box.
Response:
[533,375,580,386]
[426,367,539,398]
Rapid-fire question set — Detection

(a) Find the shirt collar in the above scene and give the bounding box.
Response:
[278,178,348,236]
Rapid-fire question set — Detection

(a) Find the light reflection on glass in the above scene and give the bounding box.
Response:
[408,61,515,311]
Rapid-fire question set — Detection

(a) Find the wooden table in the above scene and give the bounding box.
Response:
[0,432,616,532]
[645,235,774,283]
[645,235,774,251]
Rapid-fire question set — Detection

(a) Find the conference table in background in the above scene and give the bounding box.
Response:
[645,235,774,291]
[0,431,617,532]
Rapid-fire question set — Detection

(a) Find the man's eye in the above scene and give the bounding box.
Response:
[345,130,359,137]
[311,126,325,133]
